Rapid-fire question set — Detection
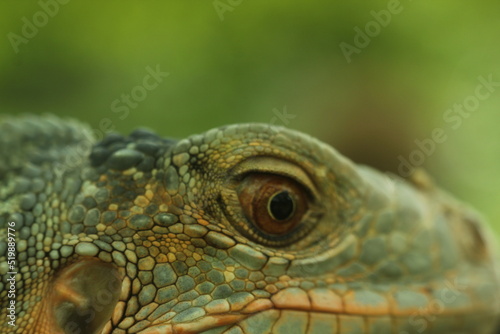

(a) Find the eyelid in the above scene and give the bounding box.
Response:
[229,156,319,198]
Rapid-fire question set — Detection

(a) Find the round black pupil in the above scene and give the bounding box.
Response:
[269,191,294,221]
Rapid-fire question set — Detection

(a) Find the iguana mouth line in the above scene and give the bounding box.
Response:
[137,307,496,334]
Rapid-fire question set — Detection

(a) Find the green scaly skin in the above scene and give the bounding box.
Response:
[0,115,499,334]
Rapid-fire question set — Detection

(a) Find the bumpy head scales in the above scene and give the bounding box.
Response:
[0,117,498,334]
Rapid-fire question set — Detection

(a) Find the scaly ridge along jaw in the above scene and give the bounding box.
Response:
[136,282,499,334]
[48,258,122,334]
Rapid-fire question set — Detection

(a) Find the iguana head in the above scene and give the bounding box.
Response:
[2,118,498,333]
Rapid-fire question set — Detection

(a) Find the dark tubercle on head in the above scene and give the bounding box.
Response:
[89,128,177,172]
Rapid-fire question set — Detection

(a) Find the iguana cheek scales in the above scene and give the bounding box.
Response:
[0,116,499,334]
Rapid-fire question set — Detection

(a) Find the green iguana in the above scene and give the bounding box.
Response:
[0,115,499,333]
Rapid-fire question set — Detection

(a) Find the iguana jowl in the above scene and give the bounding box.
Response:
[0,116,499,333]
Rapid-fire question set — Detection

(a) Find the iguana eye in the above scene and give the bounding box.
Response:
[219,156,321,247]
[238,174,308,236]
[268,191,295,221]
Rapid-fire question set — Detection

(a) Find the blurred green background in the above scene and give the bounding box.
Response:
[1,1,499,240]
